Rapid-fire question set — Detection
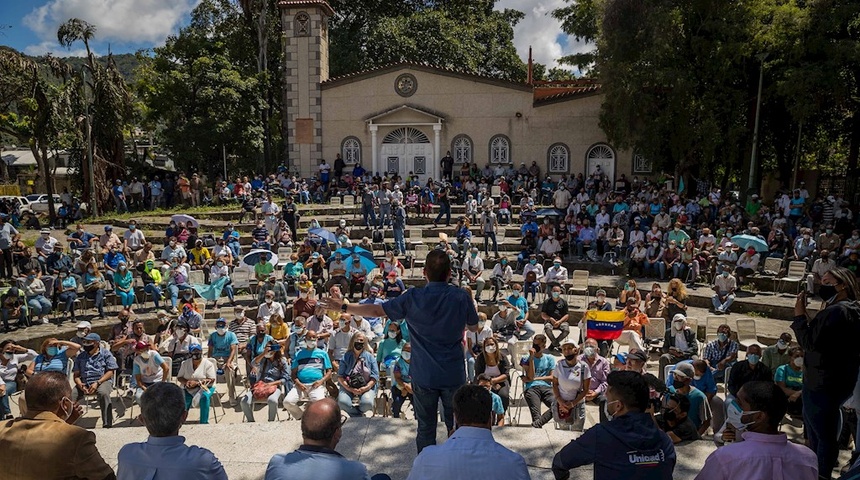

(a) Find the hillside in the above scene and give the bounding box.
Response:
[55,53,140,83]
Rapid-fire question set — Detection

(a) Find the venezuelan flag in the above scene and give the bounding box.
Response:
[584,310,626,341]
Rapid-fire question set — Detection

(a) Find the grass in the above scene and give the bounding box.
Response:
[745,311,770,318]
[91,202,337,223]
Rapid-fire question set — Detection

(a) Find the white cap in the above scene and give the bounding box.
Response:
[561,338,578,347]
[76,321,92,329]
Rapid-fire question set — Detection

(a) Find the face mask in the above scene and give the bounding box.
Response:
[776,340,787,350]
[604,400,619,421]
[551,292,560,299]
[139,350,152,360]
[471,253,477,259]
[564,353,577,361]
[747,354,760,365]
[183,294,192,301]
[27,275,35,281]
[725,399,759,431]
[818,284,838,300]
[191,353,202,360]
[60,397,74,421]
[300,292,308,299]
[388,331,398,339]
[47,346,60,356]
[76,330,87,338]
[88,269,95,275]
[721,271,729,278]
[170,242,176,247]
[291,325,304,335]
[401,351,411,361]
[265,298,273,304]
[693,375,702,381]
[216,327,226,335]
[130,225,136,230]
[583,346,596,357]
[532,343,541,353]
[597,296,606,303]
[513,291,520,297]
[485,345,497,354]
[673,322,684,331]
[176,328,187,337]
[354,342,364,351]
[501,260,507,266]
[529,259,536,265]
[553,262,561,267]
[717,333,728,342]
[304,341,316,351]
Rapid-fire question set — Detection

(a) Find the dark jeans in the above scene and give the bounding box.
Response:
[413,384,458,454]
[391,385,413,419]
[0,248,12,278]
[433,203,451,226]
[803,387,852,477]
[524,384,554,427]
[86,289,105,317]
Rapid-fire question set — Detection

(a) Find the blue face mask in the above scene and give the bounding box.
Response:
[529,259,536,265]
[47,346,60,356]
[717,333,728,343]
[747,354,760,365]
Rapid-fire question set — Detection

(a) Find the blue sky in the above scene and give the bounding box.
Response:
[1,0,591,67]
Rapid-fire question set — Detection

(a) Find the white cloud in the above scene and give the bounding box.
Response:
[22,0,198,50]
[23,40,91,57]
[496,0,595,69]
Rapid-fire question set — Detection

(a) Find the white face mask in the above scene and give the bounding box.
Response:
[478,321,486,330]
[388,331,398,339]
[604,400,619,421]
[485,345,497,354]
[139,351,152,360]
[793,357,803,367]
[60,396,74,421]
[725,399,759,431]
[401,351,411,361]
[216,327,226,335]
[673,322,684,331]
[265,298,273,304]
[777,340,787,350]
[76,330,87,338]
[176,328,186,337]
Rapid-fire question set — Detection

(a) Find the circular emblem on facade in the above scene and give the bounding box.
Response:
[395,73,417,97]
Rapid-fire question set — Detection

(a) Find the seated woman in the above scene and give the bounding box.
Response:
[665,278,689,321]
[615,278,642,308]
[55,267,78,324]
[209,256,234,307]
[336,333,379,417]
[241,341,291,422]
[391,342,413,419]
[132,341,169,404]
[376,322,405,374]
[112,260,135,312]
[474,337,510,412]
[82,264,107,319]
[177,344,216,424]
[27,337,81,376]
[774,346,804,417]
[551,339,591,431]
[267,314,289,347]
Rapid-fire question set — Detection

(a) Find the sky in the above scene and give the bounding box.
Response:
[0,0,592,68]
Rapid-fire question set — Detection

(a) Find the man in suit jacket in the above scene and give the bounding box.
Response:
[0,371,115,479]
[659,314,700,382]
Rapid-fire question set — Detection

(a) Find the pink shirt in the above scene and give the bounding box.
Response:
[695,431,817,480]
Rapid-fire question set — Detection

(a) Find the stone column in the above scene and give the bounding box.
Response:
[370,124,379,176]
[433,124,442,181]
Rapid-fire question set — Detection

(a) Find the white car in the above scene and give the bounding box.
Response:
[0,196,33,214]
[231,249,279,288]
[28,194,62,213]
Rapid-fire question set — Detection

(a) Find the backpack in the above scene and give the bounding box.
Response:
[372,230,383,243]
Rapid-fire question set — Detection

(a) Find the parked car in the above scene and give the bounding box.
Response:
[0,196,33,214]
[28,194,62,213]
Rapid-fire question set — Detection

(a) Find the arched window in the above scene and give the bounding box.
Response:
[547,143,570,173]
[382,127,430,144]
[585,143,616,180]
[489,134,511,164]
[451,134,472,164]
[341,137,361,165]
[294,12,310,37]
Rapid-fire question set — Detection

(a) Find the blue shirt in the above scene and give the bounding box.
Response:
[578,227,596,242]
[208,331,238,358]
[293,348,332,384]
[383,318,410,342]
[507,294,528,320]
[382,282,479,389]
[394,358,411,383]
[406,426,530,480]
[118,435,227,480]
[665,360,716,396]
[360,296,386,329]
[32,347,69,374]
[490,391,504,415]
[266,445,371,480]
[522,353,555,390]
[74,346,118,385]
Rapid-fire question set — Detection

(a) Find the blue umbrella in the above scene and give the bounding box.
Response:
[308,227,337,243]
[730,234,768,252]
[334,245,374,262]
[339,253,377,273]
[536,208,565,217]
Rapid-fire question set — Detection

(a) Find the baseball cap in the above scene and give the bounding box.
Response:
[104,225,112,231]
[134,341,150,350]
[312,252,320,259]
[189,344,203,352]
[84,333,101,342]
[614,352,628,365]
[215,318,227,327]
[387,270,397,278]
[596,289,606,296]
[76,321,92,329]
[40,228,50,235]
[673,362,695,379]
[369,286,380,294]
[561,338,578,347]
[627,350,648,363]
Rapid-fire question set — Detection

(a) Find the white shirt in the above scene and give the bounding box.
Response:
[177,358,216,393]
[490,264,513,282]
[257,301,285,322]
[406,426,530,480]
[545,265,568,283]
[167,335,201,356]
[553,358,591,401]
[328,328,356,361]
[123,230,146,249]
[462,256,484,275]
[522,263,544,281]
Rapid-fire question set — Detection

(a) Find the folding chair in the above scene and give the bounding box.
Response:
[735,318,758,349]
[761,257,783,276]
[188,269,205,286]
[777,261,808,295]
[509,341,533,426]
[645,317,666,353]
[491,185,501,200]
[411,244,430,276]
[342,195,357,219]
[277,247,293,265]
[565,270,590,309]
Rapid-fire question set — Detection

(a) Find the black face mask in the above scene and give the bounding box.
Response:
[819,284,838,300]
[354,342,365,351]
[672,378,687,390]
[532,344,541,353]
[662,408,677,423]
[564,353,577,361]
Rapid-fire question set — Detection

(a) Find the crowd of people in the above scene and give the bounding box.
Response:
[0,158,859,479]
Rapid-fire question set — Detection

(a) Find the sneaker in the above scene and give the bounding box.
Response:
[41,318,49,324]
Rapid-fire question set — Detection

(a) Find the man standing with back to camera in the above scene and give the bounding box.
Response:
[321,250,478,453]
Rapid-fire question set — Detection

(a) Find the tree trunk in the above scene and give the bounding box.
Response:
[848,110,859,175]
[32,144,57,224]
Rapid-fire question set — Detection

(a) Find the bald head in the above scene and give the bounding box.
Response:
[301,398,342,448]
[25,371,71,412]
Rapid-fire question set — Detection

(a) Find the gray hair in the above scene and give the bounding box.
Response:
[140,382,186,436]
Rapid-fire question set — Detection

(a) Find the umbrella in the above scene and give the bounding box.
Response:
[334,245,374,262]
[241,249,277,268]
[308,227,337,243]
[342,254,377,273]
[171,214,199,228]
[730,234,768,252]
[536,208,565,217]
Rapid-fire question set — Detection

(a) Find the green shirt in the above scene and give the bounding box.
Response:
[774,364,803,389]
[254,262,274,278]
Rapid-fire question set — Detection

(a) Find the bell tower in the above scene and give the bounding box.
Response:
[279,0,333,176]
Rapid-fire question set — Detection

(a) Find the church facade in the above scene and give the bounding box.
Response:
[279,0,648,185]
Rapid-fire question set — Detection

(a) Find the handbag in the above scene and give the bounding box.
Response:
[347,357,369,389]
[252,380,277,400]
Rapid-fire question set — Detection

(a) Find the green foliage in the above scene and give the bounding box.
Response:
[329,0,526,81]
[135,0,266,175]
